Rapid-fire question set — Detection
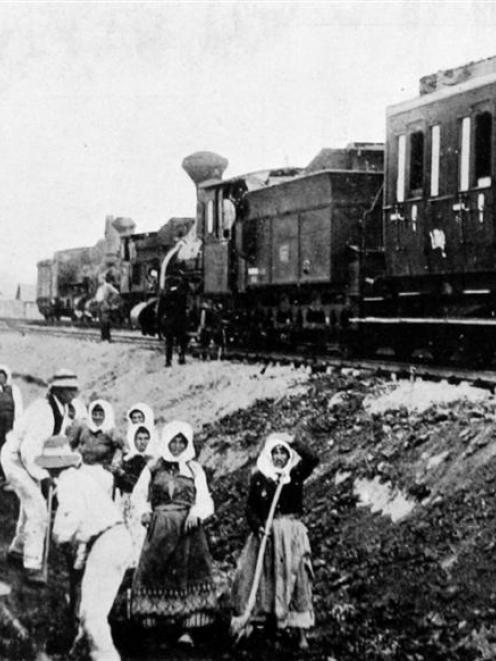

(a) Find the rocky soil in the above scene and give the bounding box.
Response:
[2,330,496,659]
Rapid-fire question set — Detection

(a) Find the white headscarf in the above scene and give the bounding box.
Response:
[132,419,214,520]
[88,399,115,433]
[124,422,155,461]
[0,364,12,384]
[126,402,155,428]
[160,420,195,476]
[256,432,294,484]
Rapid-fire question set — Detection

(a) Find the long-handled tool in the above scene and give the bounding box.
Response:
[41,483,55,583]
[230,474,285,641]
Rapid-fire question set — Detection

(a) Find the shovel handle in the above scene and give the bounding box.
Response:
[41,484,55,582]
[238,475,285,626]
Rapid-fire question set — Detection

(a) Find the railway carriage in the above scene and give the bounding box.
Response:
[360,55,496,363]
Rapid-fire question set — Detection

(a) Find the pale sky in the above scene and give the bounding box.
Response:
[2,0,496,296]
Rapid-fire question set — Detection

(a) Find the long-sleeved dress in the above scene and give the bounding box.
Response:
[231,441,319,630]
[130,457,217,629]
[113,454,150,567]
[69,422,124,471]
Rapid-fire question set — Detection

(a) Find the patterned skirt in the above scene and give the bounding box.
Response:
[131,506,217,628]
[231,516,314,629]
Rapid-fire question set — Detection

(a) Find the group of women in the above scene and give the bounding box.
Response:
[68,397,319,651]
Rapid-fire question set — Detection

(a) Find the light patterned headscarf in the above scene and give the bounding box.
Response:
[256,432,294,484]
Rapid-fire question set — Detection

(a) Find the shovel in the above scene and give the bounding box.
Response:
[230,474,285,641]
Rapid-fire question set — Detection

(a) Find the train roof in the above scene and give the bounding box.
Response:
[245,166,383,197]
[198,168,304,191]
[388,69,496,117]
[307,144,383,173]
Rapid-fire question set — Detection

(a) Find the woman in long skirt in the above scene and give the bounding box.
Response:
[131,420,217,640]
[231,433,318,650]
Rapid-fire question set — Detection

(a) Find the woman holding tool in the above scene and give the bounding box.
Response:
[231,432,318,650]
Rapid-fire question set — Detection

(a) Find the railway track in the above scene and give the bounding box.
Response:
[0,320,161,350]
[4,319,496,392]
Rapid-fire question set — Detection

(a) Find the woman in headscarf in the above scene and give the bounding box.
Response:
[126,402,158,454]
[231,433,319,650]
[0,364,23,485]
[114,423,155,566]
[131,420,217,641]
[69,399,124,478]
[126,402,154,428]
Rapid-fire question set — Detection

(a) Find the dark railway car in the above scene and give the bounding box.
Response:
[120,230,162,309]
[237,169,383,348]
[360,55,496,363]
[123,217,194,333]
[36,247,101,322]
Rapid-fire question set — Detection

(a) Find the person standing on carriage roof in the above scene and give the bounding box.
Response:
[0,369,79,585]
[0,364,23,486]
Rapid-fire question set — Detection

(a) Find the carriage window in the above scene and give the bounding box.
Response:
[396,134,406,202]
[459,116,471,191]
[215,190,223,238]
[223,199,236,237]
[475,111,492,187]
[430,125,440,197]
[206,200,214,235]
[409,130,424,193]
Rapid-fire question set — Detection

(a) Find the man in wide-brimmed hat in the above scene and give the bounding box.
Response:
[0,368,80,585]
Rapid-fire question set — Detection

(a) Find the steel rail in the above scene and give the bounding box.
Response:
[4,319,496,391]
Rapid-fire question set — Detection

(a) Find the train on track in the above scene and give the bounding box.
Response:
[37,54,496,364]
[36,216,194,326]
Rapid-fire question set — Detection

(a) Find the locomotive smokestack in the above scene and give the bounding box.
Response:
[182,151,228,186]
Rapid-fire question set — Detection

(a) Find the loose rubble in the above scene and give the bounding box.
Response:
[2,332,496,659]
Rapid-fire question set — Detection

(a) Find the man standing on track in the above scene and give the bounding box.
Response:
[0,369,79,585]
[95,273,121,343]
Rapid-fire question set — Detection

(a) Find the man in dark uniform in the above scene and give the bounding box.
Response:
[157,273,190,367]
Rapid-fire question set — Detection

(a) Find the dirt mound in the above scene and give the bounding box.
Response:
[3,329,496,659]
[206,374,496,659]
